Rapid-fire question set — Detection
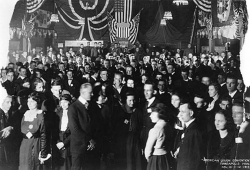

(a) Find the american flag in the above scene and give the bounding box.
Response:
[27,0,46,13]
[115,0,133,39]
[128,10,142,44]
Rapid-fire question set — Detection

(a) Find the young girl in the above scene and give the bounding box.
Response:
[145,103,173,170]
[53,94,72,170]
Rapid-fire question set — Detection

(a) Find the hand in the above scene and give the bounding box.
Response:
[1,126,13,138]
[87,139,96,151]
[172,148,179,159]
[56,142,64,150]
[38,152,51,164]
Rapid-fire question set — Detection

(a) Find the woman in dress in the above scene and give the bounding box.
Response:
[19,92,49,170]
[53,94,72,170]
[207,110,235,170]
[111,91,142,170]
[145,103,173,170]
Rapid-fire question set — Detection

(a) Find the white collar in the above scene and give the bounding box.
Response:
[229,90,237,98]
[185,118,195,128]
[159,91,165,94]
[220,82,226,87]
[147,97,155,107]
[78,96,88,105]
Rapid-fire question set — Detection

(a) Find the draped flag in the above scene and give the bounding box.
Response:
[107,0,142,44]
[128,10,142,44]
[107,11,117,43]
[56,0,113,40]
[27,0,46,13]
[193,0,211,12]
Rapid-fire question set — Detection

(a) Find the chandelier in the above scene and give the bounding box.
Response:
[173,0,189,6]
[163,11,173,20]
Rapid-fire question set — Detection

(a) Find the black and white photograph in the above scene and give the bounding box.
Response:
[0,0,250,170]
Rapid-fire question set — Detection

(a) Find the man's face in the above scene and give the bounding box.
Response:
[126,95,135,108]
[181,71,188,80]
[67,71,73,79]
[226,78,237,93]
[144,84,154,100]
[59,64,65,71]
[85,65,90,73]
[7,72,14,82]
[82,86,92,101]
[167,65,174,74]
[126,67,133,75]
[232,105,244,125]
[127,79,134,88]
[20,68,27,77]
[220,100,231,110]
[157,81,165,92]
[104,61,110,68]
[217,75,225,85]
[100,71,108,81]
[51,85,61,97]
[114,74,122,87]
[202,77,210,86]
[178,103,193,123]
[194,97,204,109]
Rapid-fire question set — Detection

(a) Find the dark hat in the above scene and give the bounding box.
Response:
[60,94,72,102]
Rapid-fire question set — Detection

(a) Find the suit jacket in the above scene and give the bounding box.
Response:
[156,91,171,106]
[68,99,92,155]
[232,121,250,160]
[63,78,80,98]
[231,90,243,102]
[177,120,205,170]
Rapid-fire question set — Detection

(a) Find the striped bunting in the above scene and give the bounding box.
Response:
[193,0,211,12]
[107,12,117,43]
[27,0,46,13]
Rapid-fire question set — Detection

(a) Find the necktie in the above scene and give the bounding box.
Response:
[85,102,89,110]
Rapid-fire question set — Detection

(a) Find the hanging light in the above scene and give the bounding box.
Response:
[163,11,173,20]
[160,19,166,26]
[50,14,59,23]
[173,0,189,6]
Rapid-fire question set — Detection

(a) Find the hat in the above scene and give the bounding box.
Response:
[60,94,72,102]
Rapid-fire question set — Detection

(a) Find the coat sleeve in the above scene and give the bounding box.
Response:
[40,114,48,158]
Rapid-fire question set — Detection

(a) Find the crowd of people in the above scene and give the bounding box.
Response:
[0,41,250,170]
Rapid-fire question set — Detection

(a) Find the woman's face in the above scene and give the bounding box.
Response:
[142,75,148,84]
[126,95,135,108]
[214,113,226,131]
[35,82,44,92]
[150,111,160,123]
[27,98,38,110]
[208,85,218,98]
[60,100,70,110]
[171,95,180,108]
[97,95,107,104]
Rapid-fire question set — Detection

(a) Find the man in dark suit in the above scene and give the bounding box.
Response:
[232,102,250,164]
[156,79,171,106]
[63,70,80,98]
[0,94,21,170]
[175,101,205,170]
[68,83,95,170]
[217,72,228,96]
[226,75,243,102]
